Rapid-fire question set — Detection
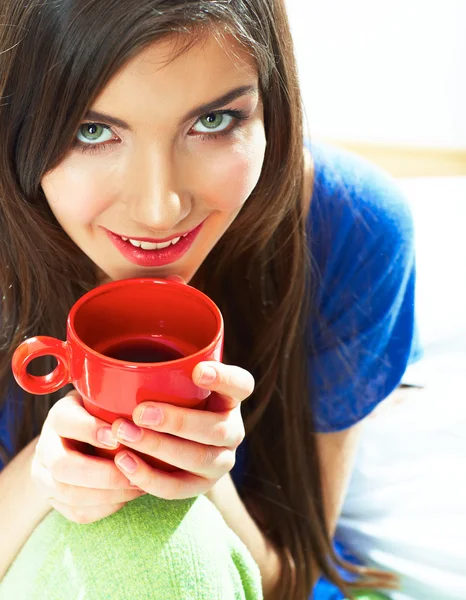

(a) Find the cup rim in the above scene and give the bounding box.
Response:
[67,278,224,368]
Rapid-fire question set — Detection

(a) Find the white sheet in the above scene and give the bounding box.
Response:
[398,177,466,385]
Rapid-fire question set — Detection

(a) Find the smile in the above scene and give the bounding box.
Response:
[104,223,203,267]
[120,234,188,251]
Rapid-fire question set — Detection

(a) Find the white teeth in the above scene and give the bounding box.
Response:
[157,240,172,249]
[122,236,183,250]
[139,241,159,250]
[141,240,170,250]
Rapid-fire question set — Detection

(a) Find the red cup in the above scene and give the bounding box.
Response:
[11,278,224,470]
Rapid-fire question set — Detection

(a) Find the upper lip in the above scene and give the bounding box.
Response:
[104,224,199,243]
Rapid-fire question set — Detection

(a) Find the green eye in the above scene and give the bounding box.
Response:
[76,123,112,144]
[193,112,233,134]
[200,113,224,129]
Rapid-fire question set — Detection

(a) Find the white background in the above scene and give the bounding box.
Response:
[286,0,466,147]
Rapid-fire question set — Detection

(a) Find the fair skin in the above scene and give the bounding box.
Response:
[1,32,364,597]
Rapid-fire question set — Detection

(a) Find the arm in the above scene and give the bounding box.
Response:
[315,422,363,535]
[0,437,52,579]
[206,473,282,600]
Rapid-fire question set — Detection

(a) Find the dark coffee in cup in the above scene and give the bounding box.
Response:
[99,336,197,364]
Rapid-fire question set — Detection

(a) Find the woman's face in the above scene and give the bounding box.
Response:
[41,33,266,283]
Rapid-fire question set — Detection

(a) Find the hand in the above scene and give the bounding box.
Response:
[111,361,253,499]
[32,390,145,524]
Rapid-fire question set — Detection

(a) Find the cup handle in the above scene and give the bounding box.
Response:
[12,336,71,394]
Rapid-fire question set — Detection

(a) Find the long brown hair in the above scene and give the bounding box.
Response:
[0,1,392,597]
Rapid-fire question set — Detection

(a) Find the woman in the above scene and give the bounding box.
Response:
[0,1,418,598]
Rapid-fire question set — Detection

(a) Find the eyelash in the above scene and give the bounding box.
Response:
[73,109,250,155]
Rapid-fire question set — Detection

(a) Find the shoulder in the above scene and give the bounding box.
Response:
[307,142,414,246]
[304,142,415,272]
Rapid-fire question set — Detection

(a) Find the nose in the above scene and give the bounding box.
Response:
[124,146,190,231]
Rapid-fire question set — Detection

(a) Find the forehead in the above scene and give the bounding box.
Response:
[93,31,259,114]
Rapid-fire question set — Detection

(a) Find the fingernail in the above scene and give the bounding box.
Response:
[116,453,137,474]
[97,427,120,448]
[139,407,163,426]
[198,365,216,386]
[117,421,142,443]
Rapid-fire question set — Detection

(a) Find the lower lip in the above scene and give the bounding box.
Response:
[106,223,203,267]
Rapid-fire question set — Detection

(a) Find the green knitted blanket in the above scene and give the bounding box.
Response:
[0,494,263,600]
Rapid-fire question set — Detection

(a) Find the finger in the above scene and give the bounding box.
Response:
[112,427,236,478]
[36,431,134,490]
[131,402,245,448]
[113,451,216,500]
[192,362,254,409]
[49,499,129,525]
[46,390,121,451]
[33,458,145,507]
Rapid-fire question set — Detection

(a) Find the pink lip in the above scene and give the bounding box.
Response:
[104,222,203,267]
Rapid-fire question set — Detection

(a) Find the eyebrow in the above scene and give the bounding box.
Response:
[184,84,258,120]
[84,84,258,131]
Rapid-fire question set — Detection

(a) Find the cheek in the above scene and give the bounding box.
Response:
[197,136,266,212]
[41,163,113,224]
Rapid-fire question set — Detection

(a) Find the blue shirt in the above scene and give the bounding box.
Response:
[307,142,420,432]
[233,142,420,479]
